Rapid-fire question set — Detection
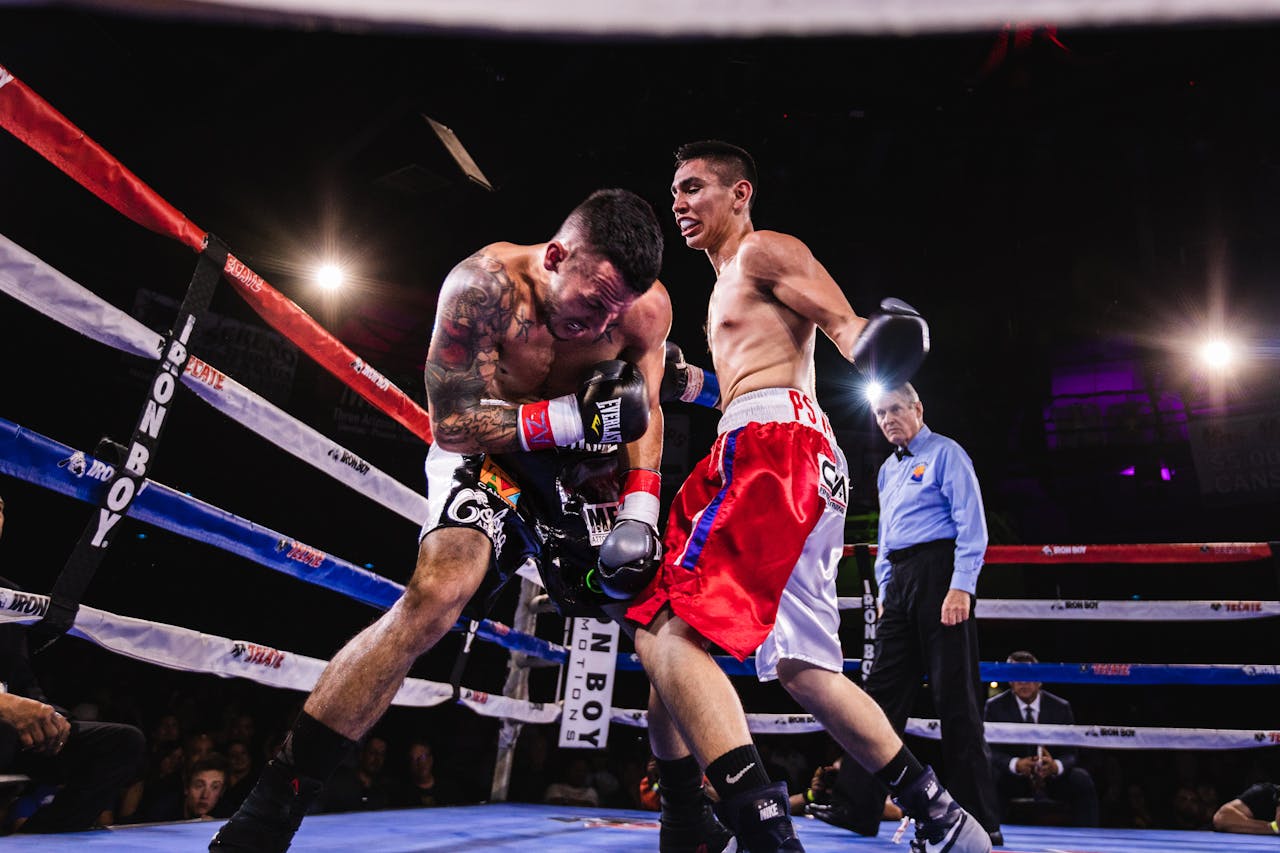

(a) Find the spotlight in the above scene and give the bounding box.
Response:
[864,381,884,406]
[1198,338,1236,370]
[315,264,345,291]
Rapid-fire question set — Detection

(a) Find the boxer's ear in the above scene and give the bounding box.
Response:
[544,241,567,272]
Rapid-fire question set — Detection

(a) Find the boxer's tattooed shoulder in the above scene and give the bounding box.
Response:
[424,254,521,451]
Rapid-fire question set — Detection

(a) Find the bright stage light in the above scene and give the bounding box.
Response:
[1198,338,1236,370]
[864,381,884,405]
[315,263,345,291]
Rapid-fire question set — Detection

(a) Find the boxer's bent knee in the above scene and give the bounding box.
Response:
[399,528,491,627]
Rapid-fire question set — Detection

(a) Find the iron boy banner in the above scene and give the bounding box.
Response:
[559,617,620,749]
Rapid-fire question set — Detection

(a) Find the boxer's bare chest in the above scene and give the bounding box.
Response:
[706,263,783,353]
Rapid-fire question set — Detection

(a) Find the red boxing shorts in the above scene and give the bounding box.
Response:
[627,388,848,676]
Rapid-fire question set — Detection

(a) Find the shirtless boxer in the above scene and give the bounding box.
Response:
[627,142,990,853]
[212,189,728,853]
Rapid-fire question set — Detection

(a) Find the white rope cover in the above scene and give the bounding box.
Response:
[45,0,1280,37]
[0,586,559,725]
[836,597,1280,621]
[610,709,1280,751]
[0,581,1269,747]
[0,232,430,526]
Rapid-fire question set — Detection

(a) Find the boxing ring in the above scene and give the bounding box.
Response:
[1,803,1278,852]
[2,63,1279,853]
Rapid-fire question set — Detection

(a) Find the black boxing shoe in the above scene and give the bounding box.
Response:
[894,766,991,853]
[209,759,323,852]
[659,796,734,853]
[713,780,804,852]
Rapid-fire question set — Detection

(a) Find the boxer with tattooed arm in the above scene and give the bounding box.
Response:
[213,189,730,853]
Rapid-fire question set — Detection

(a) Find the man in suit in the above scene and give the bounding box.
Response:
[984,650,1098,826]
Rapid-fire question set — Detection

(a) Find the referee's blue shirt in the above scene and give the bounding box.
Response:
[874,424,988,600]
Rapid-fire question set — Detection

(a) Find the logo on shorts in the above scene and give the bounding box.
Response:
[479,457,522,507]
[910,463,927,483]
[446,488,509,554]
[817,454,848,512]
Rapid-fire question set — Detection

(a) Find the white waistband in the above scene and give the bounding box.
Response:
[718,388,832,437]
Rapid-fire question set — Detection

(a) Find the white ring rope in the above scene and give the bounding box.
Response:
[0,231,430,527]
[0,585,558,725]
[609,710,1280,751]
[2,581,1269,752]
[836,597,1280,621]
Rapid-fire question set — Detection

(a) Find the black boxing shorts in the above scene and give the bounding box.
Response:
[419,441,623,619]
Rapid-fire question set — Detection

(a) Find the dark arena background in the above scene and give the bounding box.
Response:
[0,1,1277,850]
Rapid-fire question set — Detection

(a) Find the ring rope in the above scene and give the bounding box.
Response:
[0,415,568,665]
[836,597,1280,621]
[0,64,435,445]
[0,231,430,526]
[7,418,1266,687]
[0,415,402,610]
[0,586,558,725]
[843,542,1276,563]
[611,653,1280,685]
[608,709,1280,750]
[0,582,1267,752]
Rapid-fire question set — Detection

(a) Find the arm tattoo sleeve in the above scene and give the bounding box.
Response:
[424,255,523,452]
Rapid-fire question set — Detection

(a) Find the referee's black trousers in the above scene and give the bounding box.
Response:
[839,539,1001,834]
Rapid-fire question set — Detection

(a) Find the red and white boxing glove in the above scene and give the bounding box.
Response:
[595,468,662,599]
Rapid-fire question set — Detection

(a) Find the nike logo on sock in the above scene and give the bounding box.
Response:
[725,763,756,785]
[890,766,909,787]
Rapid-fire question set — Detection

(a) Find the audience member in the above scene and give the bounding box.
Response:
[120,738,183,823]
[1126,782,1155,830]
[393,738,462,808]
[984,650,1098,826]
[184,732,215,772]
[1170,784,1212,831]
[185,755,230,820]
[0,496,145,833]
[1213,780,1279,835]
[131,754,228,822]
[638,755,661,811]
[151,713,181,748]
[790,757,902,830]
[587,752,622,807]
[224,713,257,753]
[507,727,553,804]
[543,756,600,807]
[319,734,393,812]
[211,740,256,818]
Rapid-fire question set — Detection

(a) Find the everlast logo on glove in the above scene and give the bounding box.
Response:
[593,398,624,444]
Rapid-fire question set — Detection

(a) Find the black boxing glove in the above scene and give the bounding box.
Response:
[517,360,649,450]
[660,341,720,408]
[850,298,930,389]
[595,469,662,600]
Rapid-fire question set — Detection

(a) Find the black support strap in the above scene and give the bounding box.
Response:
[29,236,228,653]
